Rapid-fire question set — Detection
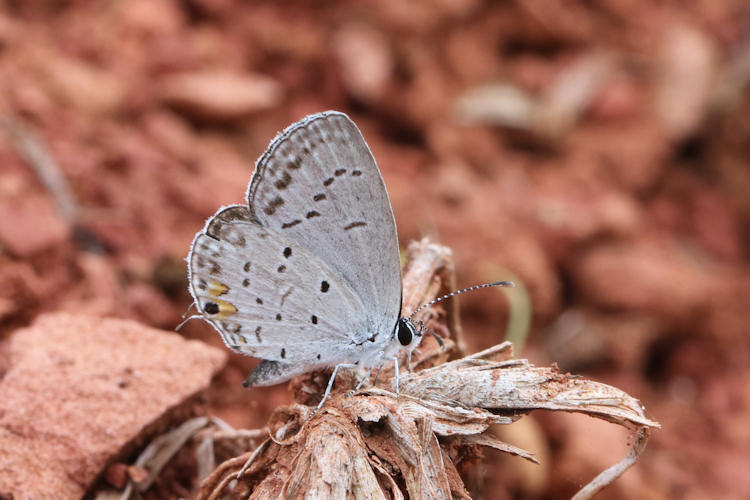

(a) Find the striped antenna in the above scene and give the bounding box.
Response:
[408,281,514,320]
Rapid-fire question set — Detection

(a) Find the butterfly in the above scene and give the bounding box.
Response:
[187,111,511,407]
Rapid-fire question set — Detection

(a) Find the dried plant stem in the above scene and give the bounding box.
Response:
[194,240,659,499]
[571,427,651,500]
[236,438,270,478]
[199,449,257,500]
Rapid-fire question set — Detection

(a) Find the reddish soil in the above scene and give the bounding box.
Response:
[1,1,749,498]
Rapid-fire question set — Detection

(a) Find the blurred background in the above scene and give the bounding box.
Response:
[1,1,749,498]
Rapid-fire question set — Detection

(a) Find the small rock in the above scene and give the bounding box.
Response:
[333,23,392,103]
[0,194,70,257]
[159,71,284,121]
[41,51,128,116]
[654,23,717,141]
[570,237,719,324]
[104,463,129,489]
[0,313,227,498]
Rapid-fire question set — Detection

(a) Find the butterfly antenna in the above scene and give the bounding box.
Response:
[175,314,203,332]
[408,281,514,320]
[413,320,445,349]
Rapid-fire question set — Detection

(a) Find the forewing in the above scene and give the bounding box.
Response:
[247,112,402,343]
[188,205,369,364]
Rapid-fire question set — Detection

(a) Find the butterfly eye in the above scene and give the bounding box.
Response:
[397,318,415,346]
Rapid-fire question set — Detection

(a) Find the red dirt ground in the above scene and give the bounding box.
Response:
[1,1,749,498]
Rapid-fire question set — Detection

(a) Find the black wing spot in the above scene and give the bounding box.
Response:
[197,279,207,291]
[320,281,330,293]
[264,196,284,215]
[204,302,219,315]
[255,326,262,342]
[344,221,367,231]
[323,177,334,186]
[232,324,242,333]
[282,219,302,229]
[311,315,318,324]
[352,170,362,176]
[280,348,286,359]
[256,298,263,304]
[283,247,292,258]
[306,210,320,219]
[287,157,302,170]
[242,279,250,287]
[274,171,292,190]
[276,313,282,321]
[313,193,326,202]
[334,168,346,176]
[209,261,221,275]
[244,261,251,272]
[277,265,286,273]
[317,353,321,360]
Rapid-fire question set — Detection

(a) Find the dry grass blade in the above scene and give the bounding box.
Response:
[196,435,216,485]
[131,416,210,492]
[1,115,79,223]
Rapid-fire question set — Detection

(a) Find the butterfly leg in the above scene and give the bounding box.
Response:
[353,363,377,392]
[317,363,357,411]
[369,359,386,387]
[350,349,386,394]
[384,355,400,395]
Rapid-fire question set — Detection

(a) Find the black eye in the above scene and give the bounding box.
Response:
[397,318,414,346]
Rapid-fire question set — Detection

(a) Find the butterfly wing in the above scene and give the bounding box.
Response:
[188,205,370,366]
[247,112,402,344]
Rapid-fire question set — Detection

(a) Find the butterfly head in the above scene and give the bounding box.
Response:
[396,316,419,347]
[387,316,424,364]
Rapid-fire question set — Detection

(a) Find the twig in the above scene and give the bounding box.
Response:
[236,438,270,478]
[211,428,268,441]
[1,114,105,253]
[571,427,651,500]
[198,450,256,500]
